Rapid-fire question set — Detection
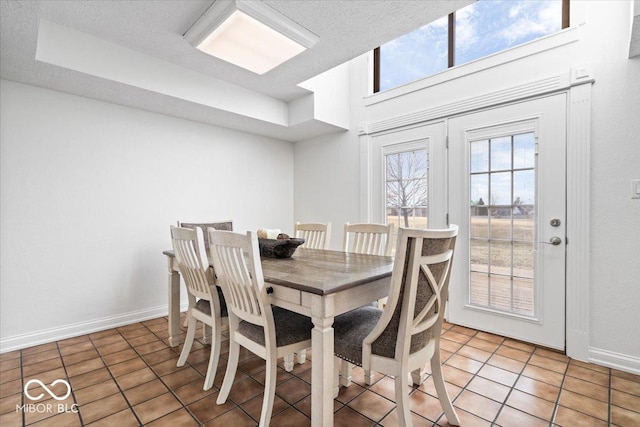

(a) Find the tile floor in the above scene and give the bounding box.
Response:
[1,316,639,426]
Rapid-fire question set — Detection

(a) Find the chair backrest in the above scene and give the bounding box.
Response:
[208,230,275,334]
[179,221,233,258]
[170,226,214,301]
[294,222,331,249]
[343,222,394,256]
[363,225,458,361]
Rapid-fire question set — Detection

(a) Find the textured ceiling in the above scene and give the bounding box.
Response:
[0,0,473,141]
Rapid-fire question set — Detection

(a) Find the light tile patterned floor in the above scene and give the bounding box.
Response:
[1,316,639,426]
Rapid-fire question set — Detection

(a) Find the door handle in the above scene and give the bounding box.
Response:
[541,236,563,245]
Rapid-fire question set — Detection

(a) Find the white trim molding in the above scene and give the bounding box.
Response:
[0,302,189,353]
[589,347,640,375]
[565,81,592,362]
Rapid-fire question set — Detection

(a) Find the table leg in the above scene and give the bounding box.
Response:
[311,311,334,427]
[168,268,181,347]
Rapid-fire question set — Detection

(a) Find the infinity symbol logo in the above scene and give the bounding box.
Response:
[24,379,72,401]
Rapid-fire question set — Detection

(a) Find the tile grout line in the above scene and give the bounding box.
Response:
[452,329,520,426]
[437,328,562,426]
[10,319,640,427]
[555,360,617,424]
[433,328,483,426]
[487,340,538,426]
[19,348,25,427]
[146,316,260,425]
[58,341,87,426]
[608,367,613,426]
[129,319,209,425]
[85,329,145,426]
[441,328,508,425]
[547,354,571,426]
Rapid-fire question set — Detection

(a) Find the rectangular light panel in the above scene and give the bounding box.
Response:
[197,10,306,75]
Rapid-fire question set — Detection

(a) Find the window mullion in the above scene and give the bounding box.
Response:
[373,47,380,93]
[448,12,455,68]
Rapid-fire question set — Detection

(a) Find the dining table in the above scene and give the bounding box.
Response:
[162,246,394,427]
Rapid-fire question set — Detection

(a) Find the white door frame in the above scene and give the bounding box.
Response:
[359,68,593,360]
[447,95,567,349]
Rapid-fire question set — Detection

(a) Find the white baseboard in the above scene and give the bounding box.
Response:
[0,302,189,354]
[589,347,640,375]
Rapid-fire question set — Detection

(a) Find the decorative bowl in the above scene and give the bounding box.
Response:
[258,238,305,258]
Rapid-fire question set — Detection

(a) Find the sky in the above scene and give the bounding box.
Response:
[379,0,562,91]
[470,133,536,207]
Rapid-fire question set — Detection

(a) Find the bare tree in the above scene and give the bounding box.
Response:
[386,150,428,227]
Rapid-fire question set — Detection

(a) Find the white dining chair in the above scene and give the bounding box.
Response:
[339,222,394,386]
[292,221,331,365]
[209,229,312,427]
[177,221,233,332]
[179,220,233,257]
[170,226,228,390]
[343,222,394,256]
[332,225,460,427]
[294,222,331,250]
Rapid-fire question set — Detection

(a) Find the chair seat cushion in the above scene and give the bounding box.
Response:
[333,305,383,366]
[195,286,228,317]
[237,307,312,347]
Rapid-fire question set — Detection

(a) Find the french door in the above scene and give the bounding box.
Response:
[447,94,567,349]
[368,122,448,233]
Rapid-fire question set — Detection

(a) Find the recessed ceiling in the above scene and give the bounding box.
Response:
[0,0,473,141]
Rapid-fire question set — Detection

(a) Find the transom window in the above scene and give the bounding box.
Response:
[374,0,569,93]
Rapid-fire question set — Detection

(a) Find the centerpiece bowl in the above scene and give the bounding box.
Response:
[258,238,305,258]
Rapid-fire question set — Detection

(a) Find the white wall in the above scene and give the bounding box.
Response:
[294,0,640,370]
[0,80,294,350]
[294,59,369,249]
[582,1,640,367]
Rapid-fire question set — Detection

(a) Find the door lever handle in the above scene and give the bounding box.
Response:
[541,236,563,245]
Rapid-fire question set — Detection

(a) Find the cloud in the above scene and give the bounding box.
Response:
[499,1,561,45]
[455,5,478,50]
[381,0,562,89]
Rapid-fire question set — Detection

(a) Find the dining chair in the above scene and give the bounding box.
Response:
[170,226,228,390]
[339,222,394,386]
[179,220,233,257]
[332,225,460,427]
[294,222,331,249]
[209,229,312,427]
[291,222,332,366]
[178,221,232,331]
[343,222,394,256]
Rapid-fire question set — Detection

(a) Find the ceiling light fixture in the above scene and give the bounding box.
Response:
[184,0,319,75]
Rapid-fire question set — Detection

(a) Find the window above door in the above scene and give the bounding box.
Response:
[373,0,570,93]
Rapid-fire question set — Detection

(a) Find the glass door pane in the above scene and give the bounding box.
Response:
[385,149,429,230]
[469,132,536,316]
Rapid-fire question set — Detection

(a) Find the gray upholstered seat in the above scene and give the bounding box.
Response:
[237,307,312,347]
[333,226,461,427]
[195,286,227,317]
[333,305,382,366]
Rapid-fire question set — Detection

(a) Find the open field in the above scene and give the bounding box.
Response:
[387,215,536,315]
[470,216,535,314]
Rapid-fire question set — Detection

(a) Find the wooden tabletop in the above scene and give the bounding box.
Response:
[261,248,393,295]
[164,247,394,296]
